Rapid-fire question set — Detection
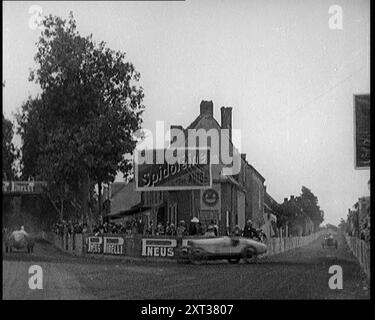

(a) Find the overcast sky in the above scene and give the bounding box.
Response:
[3,0,370,225]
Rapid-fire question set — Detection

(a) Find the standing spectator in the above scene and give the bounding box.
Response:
[232,225,241,236]
[156,222,165,235]
[177,220,187,237]
[189,217,199,235]
[166,223,176,236]
[137,219,144,234]
[196,222,203,235]
[204,225,216,237]
[243,220,257,238]
[213,220,219,236]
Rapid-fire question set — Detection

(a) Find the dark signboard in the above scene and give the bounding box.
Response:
[202,189,219,206]
[354,94,370,169]
[135,148,211,190]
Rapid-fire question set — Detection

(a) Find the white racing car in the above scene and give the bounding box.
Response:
[177,236,267,264]
[5,227,35,253]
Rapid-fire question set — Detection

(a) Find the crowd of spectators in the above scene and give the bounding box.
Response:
[52,218,220,237]
[52,219,144,236]
[52,218,266,241]
[52,220,87,236]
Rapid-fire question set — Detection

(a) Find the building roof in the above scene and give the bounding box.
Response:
[108,182,142,217]
[172,105,265,183]
[264,192,281,215]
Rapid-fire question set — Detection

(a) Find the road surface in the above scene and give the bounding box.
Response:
[2,235,369,299]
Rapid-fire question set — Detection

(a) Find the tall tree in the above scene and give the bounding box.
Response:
[297,186,324,231]
[2,114,17,180]
[18,12,144,225]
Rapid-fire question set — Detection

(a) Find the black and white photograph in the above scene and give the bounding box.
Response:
[2,0,371,305]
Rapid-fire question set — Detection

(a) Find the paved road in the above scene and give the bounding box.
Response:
[2,235,369,299]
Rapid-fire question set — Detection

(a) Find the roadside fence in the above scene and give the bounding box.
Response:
[345,234,370,279]
[42,230,323,259]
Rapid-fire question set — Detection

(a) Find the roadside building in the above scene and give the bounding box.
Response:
[141,100,266,236]
[264,191,280,238]
[107,181,151,225]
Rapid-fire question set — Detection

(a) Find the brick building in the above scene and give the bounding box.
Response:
[140,100,266,235]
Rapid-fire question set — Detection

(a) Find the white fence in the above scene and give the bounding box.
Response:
[41,231,323,259]
[345,234,370,279]
[267,232,322,256]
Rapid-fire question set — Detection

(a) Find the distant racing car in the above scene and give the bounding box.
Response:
[322,234,338,249]
[177,236,267,264]
[5,227,35,253]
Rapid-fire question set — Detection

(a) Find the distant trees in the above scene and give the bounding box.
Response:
[277,186,324,235]
[16,12,145,226]
[298,186,324,230]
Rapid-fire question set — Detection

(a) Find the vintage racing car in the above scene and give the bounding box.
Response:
[5,227,35,253]
[177,236,267,264]
[322,234,338,249]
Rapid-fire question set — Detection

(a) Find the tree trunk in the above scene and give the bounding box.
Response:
[82,172,91,232]
[60,198,64,221]
[98,181,102,224]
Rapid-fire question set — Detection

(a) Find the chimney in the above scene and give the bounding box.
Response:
[241,153,246,162]
[221,107,232,142]
[170,125,184,144]
[200,100,213,117]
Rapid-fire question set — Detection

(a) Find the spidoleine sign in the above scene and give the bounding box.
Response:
[135,148,212,190]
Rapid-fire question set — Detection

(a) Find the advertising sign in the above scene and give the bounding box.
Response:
[141,238,177,257]
[103,236,125,255]
[87,236,103,253]
[202,188,220,207]
[2,181,46,194]
[200,184,221,224]
[135,148,212,190]
[354,94,370,169]
[87,236,125,255]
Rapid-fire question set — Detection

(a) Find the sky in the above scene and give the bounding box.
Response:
[3,0,370,225]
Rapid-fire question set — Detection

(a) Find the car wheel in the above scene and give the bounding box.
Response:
[242,246,256,264]
[228,258,240,264]
[189,249,206,265]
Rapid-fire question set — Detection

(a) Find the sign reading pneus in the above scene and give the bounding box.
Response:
[142,238,177,257]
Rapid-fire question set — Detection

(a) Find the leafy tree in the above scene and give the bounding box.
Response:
[17,12,144,226]
[2,114,17,180]
[297,186,324,231]
[16,97,43,180]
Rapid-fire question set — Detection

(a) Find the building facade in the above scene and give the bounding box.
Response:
[141,100,266,235]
